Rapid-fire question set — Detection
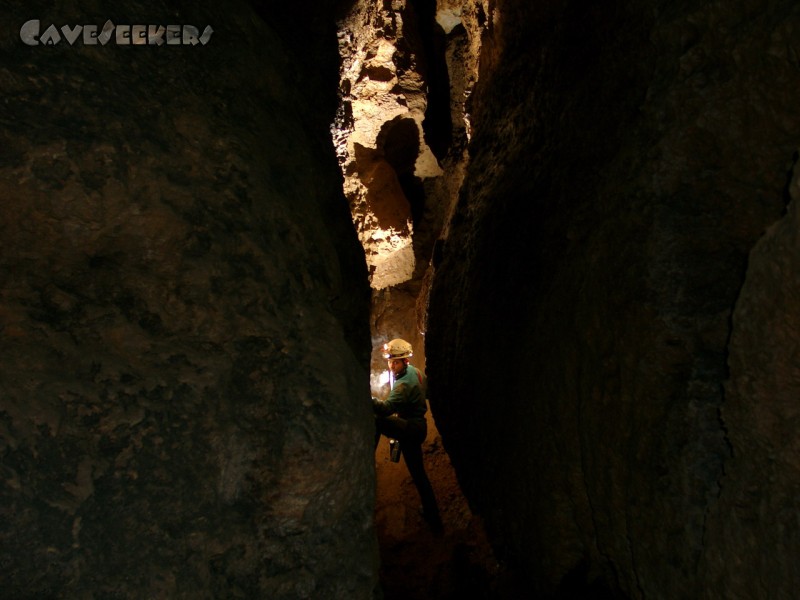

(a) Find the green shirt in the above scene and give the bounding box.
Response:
[373,364,427,420]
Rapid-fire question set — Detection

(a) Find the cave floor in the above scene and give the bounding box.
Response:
[374,427,527,599]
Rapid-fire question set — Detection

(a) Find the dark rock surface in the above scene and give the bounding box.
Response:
[705,155,800,598]
[0,1,376,598]
[427,0,800,597]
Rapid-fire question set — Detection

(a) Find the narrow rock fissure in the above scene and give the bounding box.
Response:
[332,1,510,597]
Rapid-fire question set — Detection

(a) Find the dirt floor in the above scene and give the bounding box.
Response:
[373,410,528,599]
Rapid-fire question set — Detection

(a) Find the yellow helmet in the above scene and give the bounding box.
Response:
[382,338,413,360]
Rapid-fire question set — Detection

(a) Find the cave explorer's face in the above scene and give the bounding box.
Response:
[387,358,407,377]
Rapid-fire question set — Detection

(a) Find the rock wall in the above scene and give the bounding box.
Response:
[0,1,377,598]
[334,0,492,389]
[427,0,800,597]
[704,155,800,598]
[335,0,437,291]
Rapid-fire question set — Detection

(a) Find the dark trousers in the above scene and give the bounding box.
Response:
[375,415,441,527]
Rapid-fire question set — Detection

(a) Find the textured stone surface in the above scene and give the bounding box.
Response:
[335,0,491,383]
[335,0,490,293]
[335,0,431,290]
[703,157,800,598]
[427,0,800,597]
[0,1,376,598]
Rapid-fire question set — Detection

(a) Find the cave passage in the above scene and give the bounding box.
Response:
[3,0,798,598]
[329,1,532,598]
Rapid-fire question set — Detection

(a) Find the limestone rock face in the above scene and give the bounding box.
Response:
[0,2,376,598]
[334,0,491,385]
[427,0,800,597]
[334,0,490,292]
[335,0,430,290]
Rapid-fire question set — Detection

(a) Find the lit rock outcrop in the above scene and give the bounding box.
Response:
[336,0,430,291]
[335,0,490,295]
[334,0,490,378]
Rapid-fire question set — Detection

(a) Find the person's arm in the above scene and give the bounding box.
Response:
[372,382,408,416]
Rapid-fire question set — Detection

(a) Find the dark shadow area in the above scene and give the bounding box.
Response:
[554,560,629,600]
[407,0,452,160]
[380,117,420,174]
